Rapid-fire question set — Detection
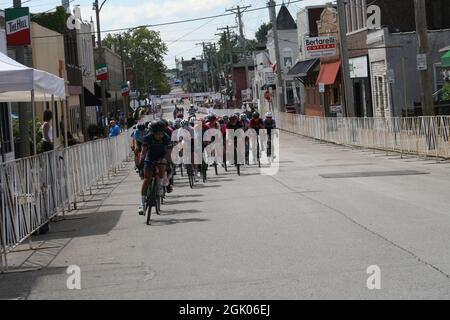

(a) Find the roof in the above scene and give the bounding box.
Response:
[277,5,297,30]
[233,57,255,68]
[287,58,319,76]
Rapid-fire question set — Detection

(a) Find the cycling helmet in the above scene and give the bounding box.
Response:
[222,115,229,122]
[181,119,189,127]
[240,113,247,121]
[229,114,238,121]
[174,119,182,129]
[137,124,146,131]
[150,120,165,133]
[209,114,217,122]
[160,119,169,127]
[265,112,273,118]
[252,112,260,119]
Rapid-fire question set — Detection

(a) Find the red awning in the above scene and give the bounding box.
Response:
[316,61,340,86]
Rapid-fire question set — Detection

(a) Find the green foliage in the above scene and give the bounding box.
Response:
[103,27,170,95]
[12,117,43,154]
[31,6,67,34]
[255,22,272,44]
[443,82,450,101]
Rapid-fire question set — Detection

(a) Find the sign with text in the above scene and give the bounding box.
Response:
[264,72,276,86]
[304,36,337,59]
[121,84,130,97]
[417,54,427,71]
[95,64,108,81]
[5,7,31,46]
[349,56,369,78]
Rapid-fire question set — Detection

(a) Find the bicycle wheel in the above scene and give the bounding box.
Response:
[188,166,194,189]
[202,162,207,183]
[146,181,156,225]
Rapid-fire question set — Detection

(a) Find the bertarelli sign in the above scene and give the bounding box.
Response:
[304,36,337,59]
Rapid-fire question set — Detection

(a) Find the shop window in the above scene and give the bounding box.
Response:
[0,103,12,155]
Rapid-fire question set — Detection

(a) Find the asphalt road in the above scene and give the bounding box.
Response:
[1,107,450,299]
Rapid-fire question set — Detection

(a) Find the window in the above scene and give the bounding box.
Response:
[283,48,293,69]
[0,103,12,155]
[376,76,385,117]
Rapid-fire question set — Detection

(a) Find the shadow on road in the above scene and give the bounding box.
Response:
[148,217,209,227]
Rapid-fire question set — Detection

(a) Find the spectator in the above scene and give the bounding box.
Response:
[109,120,121,138]
[41,110,54,152]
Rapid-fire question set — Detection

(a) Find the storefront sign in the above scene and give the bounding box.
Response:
[5,7,31,46]
[304,36,337,59]
[349,56,369,78]
[265,72,276,86]
[121,84,130,97]
[95,64,108,81]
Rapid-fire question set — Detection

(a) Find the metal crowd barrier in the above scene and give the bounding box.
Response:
[0,132,132,272]
[272,111,450,159]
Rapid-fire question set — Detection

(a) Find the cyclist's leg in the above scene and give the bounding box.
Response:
[139,163,153,214]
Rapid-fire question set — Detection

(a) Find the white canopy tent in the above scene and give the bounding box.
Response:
[0,51,65,101]
[0,51,67,155]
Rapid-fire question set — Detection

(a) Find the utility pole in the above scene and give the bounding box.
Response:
[201,42,210,92]
[267,0,285,112]
[213,43,221,92]
[226,5,251,98]
[337,0,355,117]
[217,26,237,105]
[119,34,128,118]
[414,0,434,116]
[94,0,108,125]
[14,0,31,157]
[207,44,217,93]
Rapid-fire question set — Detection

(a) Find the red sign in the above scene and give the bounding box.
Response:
[5,8,31,46]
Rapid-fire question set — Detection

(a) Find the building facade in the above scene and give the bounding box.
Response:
[31,22,67,148]
[266,5,298,111]
[347,0,450,116]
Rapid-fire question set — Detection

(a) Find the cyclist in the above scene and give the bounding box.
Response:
[160,118,174,193]
[249,112,265,133]
[131,123,148,179]
[263,112,277,157]
[248,112,265,164]
[138,120,171,215]
[188,104,197,118]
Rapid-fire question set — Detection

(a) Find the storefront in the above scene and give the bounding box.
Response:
[316,60,342,116]
[349,56,373,117]
[288,58,320,115]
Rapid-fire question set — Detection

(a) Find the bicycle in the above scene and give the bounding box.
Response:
[145,164,162,225]
[186,163,195,189]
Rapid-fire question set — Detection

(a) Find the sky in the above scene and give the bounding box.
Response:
[1,0,330,68]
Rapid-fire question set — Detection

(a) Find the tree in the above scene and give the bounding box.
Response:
[103,27,170,95]
[255,22,272,44]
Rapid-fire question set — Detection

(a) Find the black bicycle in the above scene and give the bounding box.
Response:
[145,165,161,225]
[186,164,195,189]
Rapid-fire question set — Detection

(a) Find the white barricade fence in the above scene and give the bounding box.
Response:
[0,132,132,272]
[271,111,450,159]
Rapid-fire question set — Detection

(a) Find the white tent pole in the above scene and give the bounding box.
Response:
[64,98,69,148]
[51,95,55,144]
[31,90,37,155]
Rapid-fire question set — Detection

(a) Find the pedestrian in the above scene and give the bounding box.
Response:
[109,120,121,138]
[41,110,54,152]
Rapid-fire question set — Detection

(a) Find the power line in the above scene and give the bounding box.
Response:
[30,0,305,39]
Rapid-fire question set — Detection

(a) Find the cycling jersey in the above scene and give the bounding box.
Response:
[263,119,276,130]
[249,119,265,133]
[142,132,171,163]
